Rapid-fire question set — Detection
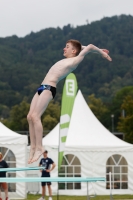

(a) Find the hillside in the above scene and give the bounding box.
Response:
[0,14,133,114]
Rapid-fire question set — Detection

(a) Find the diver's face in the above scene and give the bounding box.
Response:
[63,43,76,58]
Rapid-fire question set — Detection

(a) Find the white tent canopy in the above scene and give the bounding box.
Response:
[27,90,133,195]
[64,90,133,195]
[65,90,133,151]
[0,122,28,199]
[0,122,27,144]
[42,123,59,148]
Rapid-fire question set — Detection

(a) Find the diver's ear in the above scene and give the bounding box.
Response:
[72,48,77,55]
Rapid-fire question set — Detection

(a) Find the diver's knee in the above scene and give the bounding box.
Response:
[27,113,32,122]
[31,113,40,123]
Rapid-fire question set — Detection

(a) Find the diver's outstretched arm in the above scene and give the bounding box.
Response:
[80,44,112,61]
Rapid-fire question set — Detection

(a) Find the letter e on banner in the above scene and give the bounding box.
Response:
[66,80,75,96]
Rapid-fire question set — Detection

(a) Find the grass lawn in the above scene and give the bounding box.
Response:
[23,194,133,200]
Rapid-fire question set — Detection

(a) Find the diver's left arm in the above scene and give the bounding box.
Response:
[80,44,112,61]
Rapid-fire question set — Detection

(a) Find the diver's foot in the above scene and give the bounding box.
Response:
[30,147,44,163]
[28,147,35,164]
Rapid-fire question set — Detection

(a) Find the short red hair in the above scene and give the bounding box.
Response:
[66,39,82,56]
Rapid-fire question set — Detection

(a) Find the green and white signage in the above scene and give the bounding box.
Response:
[58,73,78,170]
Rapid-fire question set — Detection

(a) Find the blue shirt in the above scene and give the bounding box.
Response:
[0,160,9,177]
[39,157,54,177]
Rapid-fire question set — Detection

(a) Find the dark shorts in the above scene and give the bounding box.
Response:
[41,181,51,186]
[41,174,51,186]
[37,84,56,99]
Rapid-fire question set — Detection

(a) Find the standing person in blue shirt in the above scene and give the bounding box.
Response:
[38,150,56,200]
[0,152,10,200]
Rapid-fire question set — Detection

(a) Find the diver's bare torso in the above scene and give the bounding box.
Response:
[42,56,83,87]
[42,44,112,87]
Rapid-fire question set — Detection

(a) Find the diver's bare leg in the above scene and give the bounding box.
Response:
[0,188,1,199]
[27,93,39,163]
[30,90,53,163]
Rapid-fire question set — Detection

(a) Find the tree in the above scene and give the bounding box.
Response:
[117,96,133,144]
[4,101,30,131]
[1,15,133,110]
[0,104,10,119]
[111,86,133,132]
[4,100,60,134]
[88,94,110,129]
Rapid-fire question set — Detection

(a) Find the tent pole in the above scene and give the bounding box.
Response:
[87,181,89,200]
[109,172,113,200]
[57,146,59,200]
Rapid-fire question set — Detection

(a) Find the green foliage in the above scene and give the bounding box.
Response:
[117,96,133,143]
[111,86,133,131]
[88,94,109,120]
[4,101,30,131]
[0,15,133,109]
[0,104,10,119]
[1,14,133,132]
[24,194,133,200]
[3,100,60,132]
[88,94,111,130]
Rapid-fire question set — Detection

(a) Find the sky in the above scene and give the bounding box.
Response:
[0,0,133,38]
